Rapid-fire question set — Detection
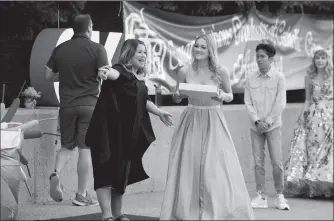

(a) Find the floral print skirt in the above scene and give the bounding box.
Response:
[284,100,333,198]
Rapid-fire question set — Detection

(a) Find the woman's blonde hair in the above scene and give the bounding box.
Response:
[191,34,222,83]
[307,49,333,79]
[119,39,147,75]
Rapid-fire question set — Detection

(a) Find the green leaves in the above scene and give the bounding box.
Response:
[141,1,333,17]
[1,1,87,41]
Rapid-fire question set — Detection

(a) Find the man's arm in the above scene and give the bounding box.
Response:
[45,66,59,82]
[96,46,111,79]
[45,48,59,82]
[265,74,286,125]
[244,77,260,123]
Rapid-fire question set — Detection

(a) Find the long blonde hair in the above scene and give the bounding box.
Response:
[191,34,222,83]
[307,49,333,80]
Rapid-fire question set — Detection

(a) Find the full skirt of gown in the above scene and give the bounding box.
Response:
[284,99,333,198]
[160,104,254,220]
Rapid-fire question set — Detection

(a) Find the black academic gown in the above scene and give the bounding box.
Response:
[85,64,156,194]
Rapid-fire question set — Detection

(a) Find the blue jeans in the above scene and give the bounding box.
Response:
[250,127,284,194]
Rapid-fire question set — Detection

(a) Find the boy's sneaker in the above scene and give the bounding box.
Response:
[49,172,63,202]
[251,191,268,208]
[72,192,99,206]
[274,194,290,210]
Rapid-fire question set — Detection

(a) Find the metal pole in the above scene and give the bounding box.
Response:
[118,1,122,17]
[57,4,59,28]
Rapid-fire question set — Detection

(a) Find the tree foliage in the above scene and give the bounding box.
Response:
[0,1,86,40]
[83,1,122,32]
[141,1,334,17]
[1,1,332,41]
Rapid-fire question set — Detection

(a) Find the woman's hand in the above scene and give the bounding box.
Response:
[98,66,120,80]
[150,77,177,93]
[98,69,108,80]
[172,90,186,103]
[211,88,225,102]
[212,88,233,103]
[159,110,173,127]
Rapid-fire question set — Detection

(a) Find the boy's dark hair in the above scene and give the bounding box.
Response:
[72,14,92,34]
[256,43,276,58]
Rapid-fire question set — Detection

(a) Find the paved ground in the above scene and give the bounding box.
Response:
[18,191,333,220]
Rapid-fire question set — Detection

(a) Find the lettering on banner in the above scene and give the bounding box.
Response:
[125,9,186,79]
[123,3,333,93]
[304,32,333,58]
[231,16,301,52]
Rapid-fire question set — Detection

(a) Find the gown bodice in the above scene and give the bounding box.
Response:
[184,69,223,107]
[307,78,333,126]
[186,89,222,107]
[309,78,333,104]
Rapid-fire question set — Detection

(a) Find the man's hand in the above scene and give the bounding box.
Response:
[256,121,269,133]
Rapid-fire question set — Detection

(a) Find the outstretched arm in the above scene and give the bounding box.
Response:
[146,100,163,116]
[146,100,173,126]
[98,66,120,80]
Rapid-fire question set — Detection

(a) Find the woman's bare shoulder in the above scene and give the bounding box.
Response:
[216,66,229,78]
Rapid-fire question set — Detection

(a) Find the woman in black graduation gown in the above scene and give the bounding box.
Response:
[85,39,173,221]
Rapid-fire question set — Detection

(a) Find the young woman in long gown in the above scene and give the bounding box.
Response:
[284,49,333,198]
[160,35,254,220]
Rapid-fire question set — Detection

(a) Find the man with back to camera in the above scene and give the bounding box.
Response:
[45,14,109,206]
[244,43,290,210]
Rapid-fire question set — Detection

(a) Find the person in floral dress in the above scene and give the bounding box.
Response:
[284,49,333,198]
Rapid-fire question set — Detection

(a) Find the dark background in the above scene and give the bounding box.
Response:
[1,1,333,106]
